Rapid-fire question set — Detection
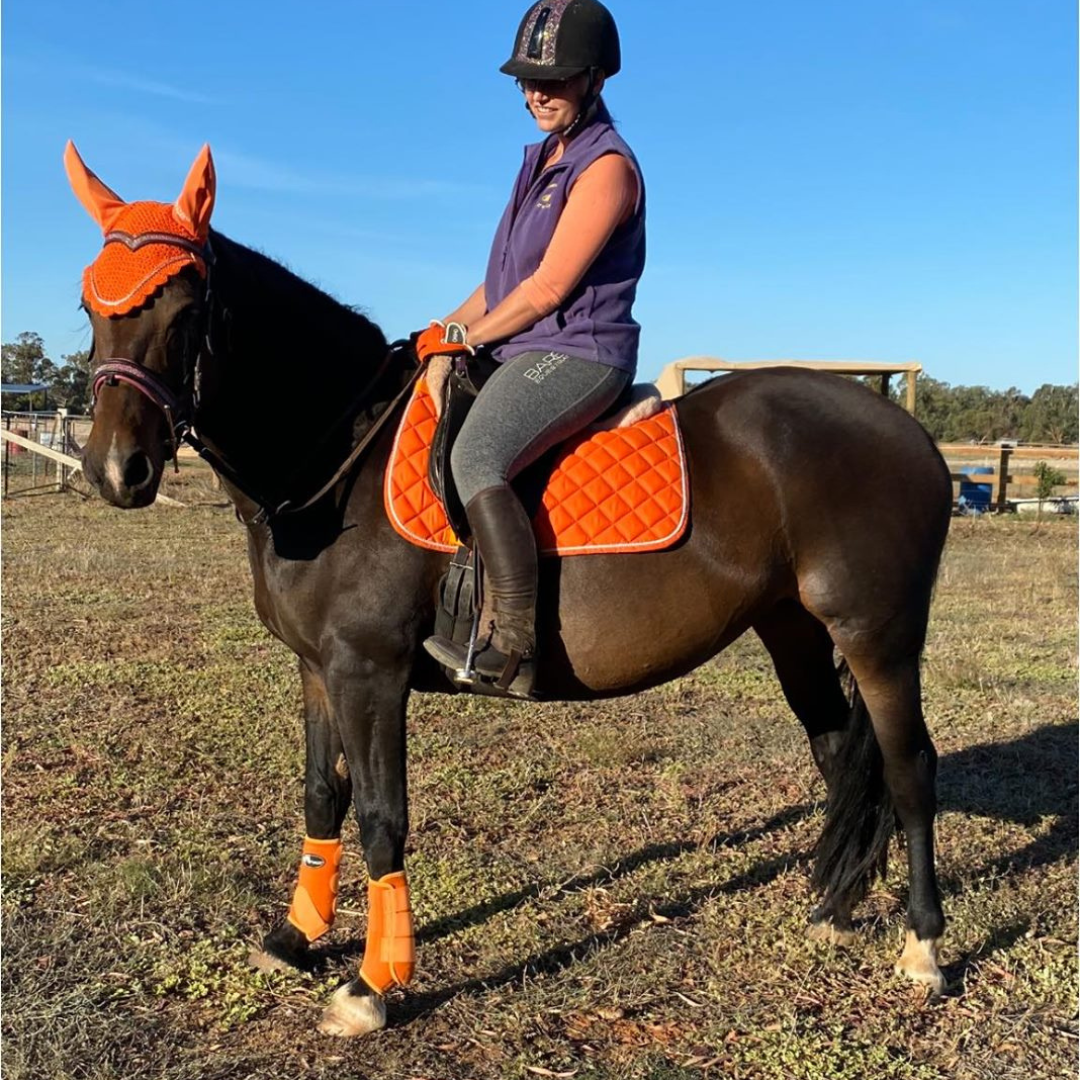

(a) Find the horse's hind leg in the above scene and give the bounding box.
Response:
[755,601,861,942]
[839,651,946,994]
[251,661,352,973]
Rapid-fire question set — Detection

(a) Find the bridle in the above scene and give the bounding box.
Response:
[90,230,215,466]
[89,230,421,525]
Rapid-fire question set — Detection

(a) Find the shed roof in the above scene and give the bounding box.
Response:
[1,383,49,394]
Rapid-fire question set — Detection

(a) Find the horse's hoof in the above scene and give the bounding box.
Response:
[894,930,946,996]
[249,922,312,973]
[249,947,301,974]
[806,917,857,947]
[318,982,387,1037]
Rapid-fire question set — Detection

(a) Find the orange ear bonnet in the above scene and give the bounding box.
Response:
[65,141,216,317]
[81,200,207,317]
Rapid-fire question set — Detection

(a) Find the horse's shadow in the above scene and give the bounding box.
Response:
[321,723,1077,1018]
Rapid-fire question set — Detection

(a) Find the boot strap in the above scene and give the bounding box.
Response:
[495,649,523,691]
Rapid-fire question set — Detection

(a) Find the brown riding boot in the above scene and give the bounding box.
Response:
[423,485,538,698]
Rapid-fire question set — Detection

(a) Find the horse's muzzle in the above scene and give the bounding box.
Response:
[83,442,160,509]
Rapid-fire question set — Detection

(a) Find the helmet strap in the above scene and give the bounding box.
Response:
[561,67,600,140]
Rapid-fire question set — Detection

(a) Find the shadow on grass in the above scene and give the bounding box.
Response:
[938,720,1078,868]
[311,724,1076,1018]
[936,721,1078,987]
[318,801,817,975]
[394,844,814,1025]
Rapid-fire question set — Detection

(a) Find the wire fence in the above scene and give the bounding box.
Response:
[1,412,93,499]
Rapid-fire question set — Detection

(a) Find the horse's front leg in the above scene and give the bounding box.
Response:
[317,653,413,1038]
[251,660,353,972]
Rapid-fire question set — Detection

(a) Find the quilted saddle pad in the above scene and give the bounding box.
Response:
[384,376,689,557]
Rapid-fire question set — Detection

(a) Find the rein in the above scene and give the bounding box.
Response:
[90,231,421,525]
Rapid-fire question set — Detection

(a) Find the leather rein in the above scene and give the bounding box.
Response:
[90,231,421,526]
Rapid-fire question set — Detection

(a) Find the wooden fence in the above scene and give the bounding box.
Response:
[1,412,183,506]
[655,357,923,412]
[942,444,1078,511]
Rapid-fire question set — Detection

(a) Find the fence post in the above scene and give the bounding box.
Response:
[57,408,69,490]
[3,415,9,499]
[995,446,1012,512]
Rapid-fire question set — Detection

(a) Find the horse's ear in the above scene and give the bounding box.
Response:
[173,144,215,240]
[64,140,126,232]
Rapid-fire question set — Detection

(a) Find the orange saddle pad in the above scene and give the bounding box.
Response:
[384,376,689,557]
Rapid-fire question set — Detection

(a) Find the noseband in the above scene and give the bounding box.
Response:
[90,230,214,470]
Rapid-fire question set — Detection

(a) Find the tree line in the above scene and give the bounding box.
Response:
[2,332,91,413]
[2,329,1077,445]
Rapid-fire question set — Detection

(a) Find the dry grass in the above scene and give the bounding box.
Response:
[2,490,1076,1080]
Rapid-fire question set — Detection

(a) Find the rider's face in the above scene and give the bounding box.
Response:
[518,73,602,133]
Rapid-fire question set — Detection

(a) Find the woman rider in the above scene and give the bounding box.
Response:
[419,0,645,698]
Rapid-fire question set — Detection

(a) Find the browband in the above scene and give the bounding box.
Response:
[103,230,209,262]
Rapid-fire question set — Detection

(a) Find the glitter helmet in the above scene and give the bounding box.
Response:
[500,0,621,81]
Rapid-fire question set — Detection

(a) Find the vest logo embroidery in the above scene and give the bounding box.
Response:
[536,179,559,210]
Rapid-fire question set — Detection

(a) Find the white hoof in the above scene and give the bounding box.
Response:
[895,930,946,996]
[806,919,857,947]
[248,948,300,974]
[318,983,387,1037]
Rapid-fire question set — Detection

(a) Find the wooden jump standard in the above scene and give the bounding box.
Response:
[655,358,922,414]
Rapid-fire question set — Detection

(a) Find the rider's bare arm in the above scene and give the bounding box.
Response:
[443,283,487,329]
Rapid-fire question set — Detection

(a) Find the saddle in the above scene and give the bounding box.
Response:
[385,356,689,558]
[388,353,690,694]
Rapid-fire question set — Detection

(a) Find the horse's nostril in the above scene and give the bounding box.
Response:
[123,452,152,489]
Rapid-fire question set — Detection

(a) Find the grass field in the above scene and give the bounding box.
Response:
[2,480,1076,1080]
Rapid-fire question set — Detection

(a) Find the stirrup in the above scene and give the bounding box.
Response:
[421,634,537,700]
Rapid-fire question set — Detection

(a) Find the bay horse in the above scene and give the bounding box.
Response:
[66,143,952,1036]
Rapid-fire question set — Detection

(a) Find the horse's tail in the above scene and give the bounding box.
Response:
[811,660,894,908]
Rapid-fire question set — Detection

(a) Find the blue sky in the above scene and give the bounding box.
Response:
[2,0,1076,392]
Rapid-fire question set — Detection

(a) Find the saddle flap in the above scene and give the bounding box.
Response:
[426,354,499,540]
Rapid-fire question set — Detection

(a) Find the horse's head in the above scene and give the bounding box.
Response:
[66,141,215,507]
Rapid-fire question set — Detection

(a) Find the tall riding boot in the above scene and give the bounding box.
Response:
[467,485,538,684]
[423,485,538,698]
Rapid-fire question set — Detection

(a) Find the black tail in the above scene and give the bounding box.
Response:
[811,661,894,910]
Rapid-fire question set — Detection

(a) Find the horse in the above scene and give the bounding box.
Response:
[66,143,953,1037]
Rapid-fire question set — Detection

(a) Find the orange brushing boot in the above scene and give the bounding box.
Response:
[358,871,416,993]
[286,836,343,943]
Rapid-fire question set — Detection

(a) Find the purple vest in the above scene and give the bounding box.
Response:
[483,103,645,373]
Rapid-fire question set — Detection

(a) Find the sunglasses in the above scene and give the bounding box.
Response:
[515,76,579,96]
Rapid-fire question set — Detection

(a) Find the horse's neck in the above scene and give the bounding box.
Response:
[196,233,392,486]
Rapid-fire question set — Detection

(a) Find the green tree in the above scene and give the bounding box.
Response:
[1022,384,1078,444]
[48,349,93,414]
[1,331,56,410]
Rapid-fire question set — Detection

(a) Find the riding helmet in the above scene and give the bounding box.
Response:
[500,0,621,81]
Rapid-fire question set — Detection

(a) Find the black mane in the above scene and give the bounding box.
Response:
[196,229,395,500]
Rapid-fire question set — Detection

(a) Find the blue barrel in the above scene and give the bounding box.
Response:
[958,466,994,513]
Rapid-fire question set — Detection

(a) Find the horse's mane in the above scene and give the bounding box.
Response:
[193,229,394,491]
[209,228,389,366]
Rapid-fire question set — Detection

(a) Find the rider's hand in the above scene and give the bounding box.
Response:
[415,320,446,364]
[415,320,475,364]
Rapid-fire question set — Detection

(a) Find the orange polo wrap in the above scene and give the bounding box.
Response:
[286,836,343,943]
[358,871,415,993]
